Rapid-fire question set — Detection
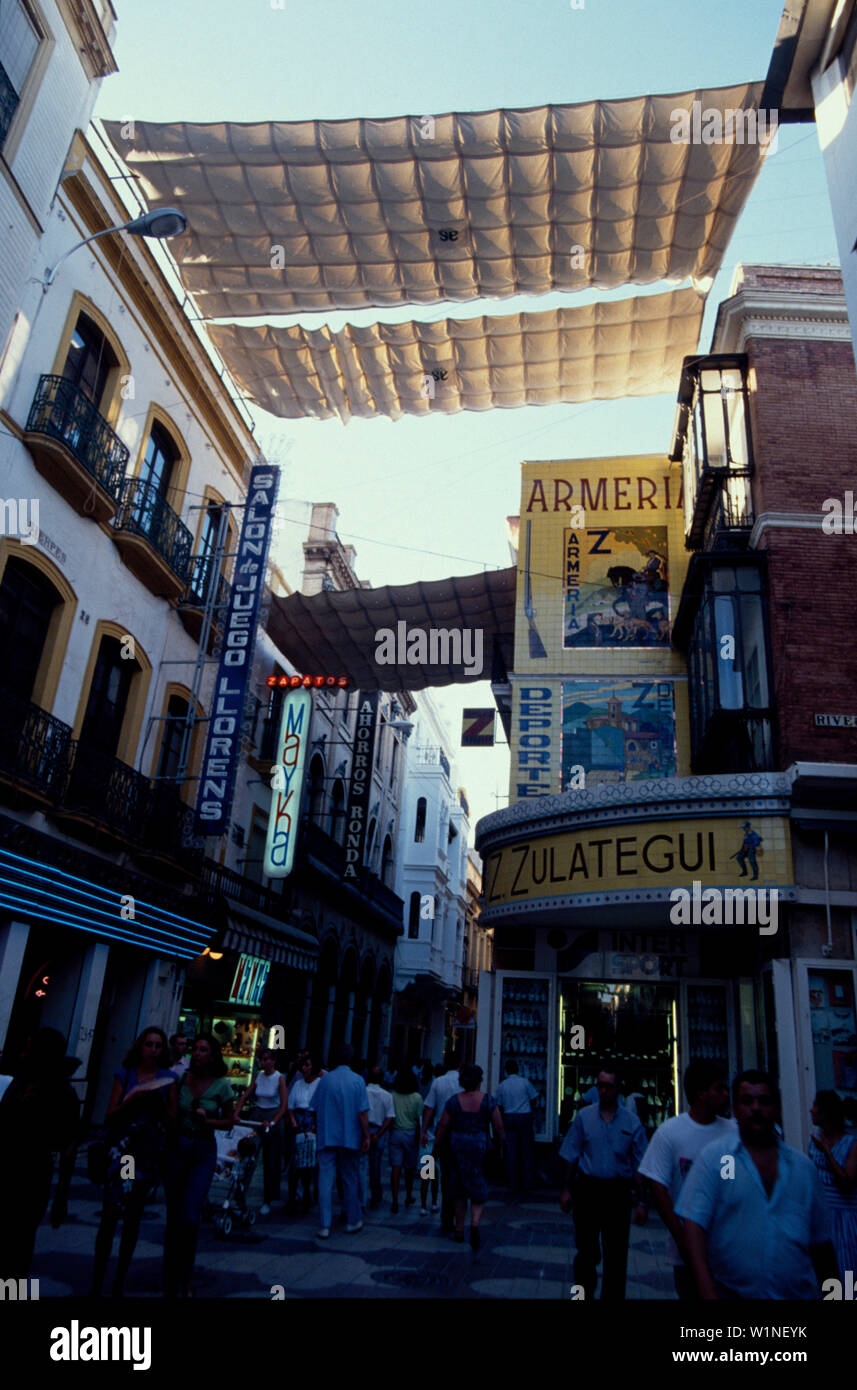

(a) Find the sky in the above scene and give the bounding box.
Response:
[94,0,839,830]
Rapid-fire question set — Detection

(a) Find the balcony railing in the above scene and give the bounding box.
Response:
[702,476,754,551]
[185,554,231,610]
[200,856,289,919]
[0,691,72,799]
[142,783,204,864]
[0,60,19,147]
[61,741,151,841]
[26,375,128,502]
[414,745,451,778]
[113,478,192,582]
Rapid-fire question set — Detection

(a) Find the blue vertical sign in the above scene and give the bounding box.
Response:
[195,465,279,835]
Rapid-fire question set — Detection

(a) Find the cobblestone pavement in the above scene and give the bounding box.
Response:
[31,1158,676,1300]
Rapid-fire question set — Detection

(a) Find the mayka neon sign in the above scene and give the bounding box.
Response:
[263,687,312,878]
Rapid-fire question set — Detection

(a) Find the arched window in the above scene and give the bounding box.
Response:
[328,778,345,843]
[414,796,426,843]
[366,817,377,867]
[156,694,189,782]
[139,421,178,500]
[408,891,420,939]
[60,312,118,410]
[0,557,61,702]
[381,834,394,887]
[80,635,136,757]
[307,754,325,824]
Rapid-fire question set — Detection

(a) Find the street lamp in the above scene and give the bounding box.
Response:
[43,207,188,291]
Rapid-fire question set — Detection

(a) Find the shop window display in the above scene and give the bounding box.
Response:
[809,971,857,1108]
[500,978,548,1130]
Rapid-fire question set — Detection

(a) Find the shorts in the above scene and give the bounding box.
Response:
[389,1129,418,1169]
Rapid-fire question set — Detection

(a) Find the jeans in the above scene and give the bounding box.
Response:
[504,1113,535,1190]
[572,1176,633,1301]
[163,1135,217,1296]
[318,1146,362,1229]
[360,1127,386,1205]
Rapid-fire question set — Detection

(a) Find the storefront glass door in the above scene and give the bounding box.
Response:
[558,980,677,1138]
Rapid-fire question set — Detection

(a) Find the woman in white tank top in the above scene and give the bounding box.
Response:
[234,1049,291,1213]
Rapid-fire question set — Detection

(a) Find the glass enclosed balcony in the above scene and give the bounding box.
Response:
[670,355,754,551]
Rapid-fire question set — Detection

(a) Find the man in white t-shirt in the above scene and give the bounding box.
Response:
[421,1053,462,1234]
[362,1067,395,1208]
[638,1061,734,1299]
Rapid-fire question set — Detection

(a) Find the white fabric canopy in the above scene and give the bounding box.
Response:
[207,287,704,421]
[103,83,763,316]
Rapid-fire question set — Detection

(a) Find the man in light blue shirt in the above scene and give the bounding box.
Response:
[310,1042,370,1239]
[496,1060,538,1193]
[676,1070,837,1299]
[558,1067,648,1299]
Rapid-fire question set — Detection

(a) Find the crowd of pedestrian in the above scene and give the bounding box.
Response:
[3,1026,853,1301]
[561,1059,857,1301]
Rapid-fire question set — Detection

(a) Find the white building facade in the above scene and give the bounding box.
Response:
[392,690,470,1066]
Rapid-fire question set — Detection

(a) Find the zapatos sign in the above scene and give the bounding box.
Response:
[195,465,279,835]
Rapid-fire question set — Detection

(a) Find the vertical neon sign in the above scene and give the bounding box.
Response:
[263,687,312,878]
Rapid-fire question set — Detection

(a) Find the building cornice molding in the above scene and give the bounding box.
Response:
[714,288,851,353]
[475,772,793,851]
[55,0,118,80]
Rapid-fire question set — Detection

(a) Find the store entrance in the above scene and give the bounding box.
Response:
[558,980,678,1138]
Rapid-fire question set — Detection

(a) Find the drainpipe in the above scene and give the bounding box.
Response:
[823,830,834,956]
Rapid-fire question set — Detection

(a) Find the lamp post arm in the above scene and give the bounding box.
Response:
[43,225,125,292]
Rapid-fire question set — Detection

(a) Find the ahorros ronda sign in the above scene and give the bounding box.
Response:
[263,687,311,879]
[344,692,379,881]
[195,465,279,835]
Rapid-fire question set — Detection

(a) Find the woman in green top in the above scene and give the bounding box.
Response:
[389,1068,423,1213]
[163,1034,234,1297]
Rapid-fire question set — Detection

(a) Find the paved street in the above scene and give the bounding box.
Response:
[32,1155,675,1300]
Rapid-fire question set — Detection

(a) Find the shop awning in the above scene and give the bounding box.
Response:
[103,82,764,317]
[207,287,703,422]
[222,902,319,972]
[267,566,517,692]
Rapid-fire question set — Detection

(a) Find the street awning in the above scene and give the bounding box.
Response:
[222,902,319,972]
[207,287,703,422]
[267,567,516,691]
[103,82,764,317]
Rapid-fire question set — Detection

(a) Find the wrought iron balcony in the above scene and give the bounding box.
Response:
[414,745,452,778]
[60,741,151,842]
[177,556,231,646]
[141,782,204,866]
[184,555,231,611]
[200,856,290,920]
[24,375,129,522]
[0,60,19,148]
[0,691,72,801]
[702,476,754,551]
[112,477,192,598]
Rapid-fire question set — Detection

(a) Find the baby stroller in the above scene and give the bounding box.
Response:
[208,1120,262,1237]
